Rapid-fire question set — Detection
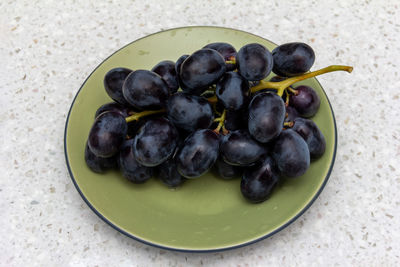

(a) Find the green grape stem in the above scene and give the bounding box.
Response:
[285,89,290,106]
[225,56,236,65]
[287,86,298,94]
[251,65,353,97]
[284,121,294,128]
[125,109,165,123]
[213,109,227,134]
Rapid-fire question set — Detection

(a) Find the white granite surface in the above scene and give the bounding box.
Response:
[1,0,399,266]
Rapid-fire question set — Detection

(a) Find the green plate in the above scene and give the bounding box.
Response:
[64,26,337,252]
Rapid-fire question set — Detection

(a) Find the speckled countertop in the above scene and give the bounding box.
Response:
[1,0,399,266]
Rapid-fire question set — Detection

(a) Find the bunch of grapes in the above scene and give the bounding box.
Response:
[85,41,352,203]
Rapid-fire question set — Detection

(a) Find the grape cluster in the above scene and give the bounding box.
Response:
[85,41,352,203]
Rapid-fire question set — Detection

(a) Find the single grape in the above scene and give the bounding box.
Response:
[104,67,133,105]
[292,118,326,160]
[133,117,179,167]
[216,72,250,110]
[289,85,321,118]
[84,142,117,173]
[119,139,153,183]
[220,129,266,166]
[215,157,243,180]
[180,49,226,94]
[167,92,214,133]
[151,60,179,94]
[158,158,186,187]
[248,92,285,143]
[272,42,315,77]
[175,55,189,90]
[236,43,273,81]
[241,156,280,203]
[175,54,189,75]
[122,70,169,110]
[176,129,220,178]
[224,109,248,131]
[272,129,310,177]
[285,105,300,123]
[88,111,127,158]
[203,42,237,71]
[94,102,131,119]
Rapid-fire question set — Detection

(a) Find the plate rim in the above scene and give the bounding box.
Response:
[64,25,337,253]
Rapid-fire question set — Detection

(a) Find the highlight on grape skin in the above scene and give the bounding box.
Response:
[84,40,352,204]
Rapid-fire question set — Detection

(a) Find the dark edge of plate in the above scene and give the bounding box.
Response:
[64,25,337,253]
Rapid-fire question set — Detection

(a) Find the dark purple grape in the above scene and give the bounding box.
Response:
[272,129,310,177]
[166,92,214,133]
[272,42,315,77]
[220,130,266,166]
[85,142,117,173]
[248,92,285,143]
[88,111,127,158]
[216,72,250,110]
[236,43,273,81]
[224,109,248,131]
[133,117,178,167]
[203,42,237,71]
[292,118,326,160]
[175,55,189,90]
[176,129,220,178]
[289,85,320,118]
[122,70,169,110]
[175,54,189,75]
[94,102,131,119]
[215,157,243,180]
[151,60,179,94]
[158,158,186,187]
[104,67,133,105]
[241,156,280,203]
[180,49,226,94]
[119,139,153,183]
